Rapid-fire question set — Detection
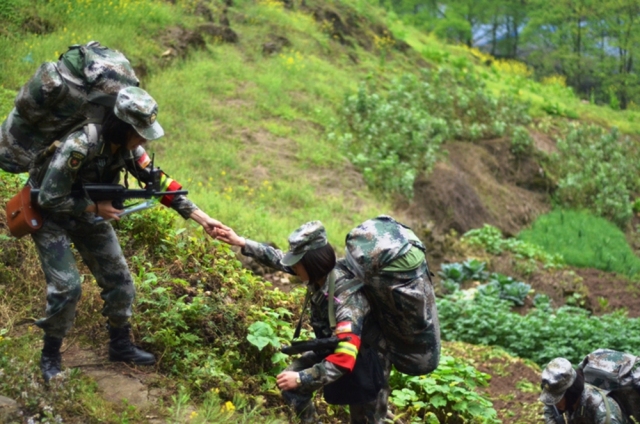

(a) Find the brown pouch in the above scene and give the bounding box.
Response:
[6,184,43,238]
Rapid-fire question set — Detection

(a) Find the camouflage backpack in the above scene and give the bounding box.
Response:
[0,41,139,173]
[344,215,440,376]
[578,349,640,421]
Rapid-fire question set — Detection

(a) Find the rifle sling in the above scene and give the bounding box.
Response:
[293,289,311,340]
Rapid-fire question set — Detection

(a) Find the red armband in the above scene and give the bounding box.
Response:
[324,331,361,372]
[160,179,182,207]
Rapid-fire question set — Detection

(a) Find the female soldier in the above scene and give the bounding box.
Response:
[216,221,386,424]
[32,86,228,382]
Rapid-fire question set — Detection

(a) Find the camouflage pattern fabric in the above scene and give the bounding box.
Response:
[32,216,134,338]
[578,349,640,421]
[241,240,388,422]
[31,130,197,219]
[543,383,631,424]
[0,41,137,173]
[345,215,441,376]
[30,125,198,338]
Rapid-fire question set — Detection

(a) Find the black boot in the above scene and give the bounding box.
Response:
[40,335,62,383]
[108,323,155,365]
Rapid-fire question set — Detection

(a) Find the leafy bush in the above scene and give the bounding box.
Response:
[438,293,640,366]
[552,124,640,227]
[463,224,564,270]
[519,209,640,277]
[331,66,531,198]
[439,260,531,306]
[389,355,499,424]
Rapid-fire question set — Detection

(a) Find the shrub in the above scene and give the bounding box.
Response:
[463,224,564,269]
[331,66,531,198]
[438,293,640,367]
[552,124,640,227]
[389,355,499,424]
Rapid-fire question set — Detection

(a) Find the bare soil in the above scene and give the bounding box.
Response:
[408,138,551,239]
[445,342,541,424]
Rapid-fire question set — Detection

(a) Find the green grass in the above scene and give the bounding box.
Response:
[519,209,640,277]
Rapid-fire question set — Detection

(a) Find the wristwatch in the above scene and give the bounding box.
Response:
[295,373,302,385]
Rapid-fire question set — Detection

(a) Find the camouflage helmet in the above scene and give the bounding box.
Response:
[539,358,577,405]
[114,87,164,140]
[281,221,328,267]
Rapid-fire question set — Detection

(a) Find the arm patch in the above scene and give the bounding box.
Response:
[67,151,85,170]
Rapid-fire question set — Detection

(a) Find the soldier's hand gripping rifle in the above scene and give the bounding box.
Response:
[31,156,187,223]
[281,336,350,357]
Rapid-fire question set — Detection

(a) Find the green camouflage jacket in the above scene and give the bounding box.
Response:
[242,239,369,391]
[543,383,630,424]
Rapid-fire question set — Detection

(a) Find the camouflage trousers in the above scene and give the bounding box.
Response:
[282,351,391,424]
[32,213,135,338]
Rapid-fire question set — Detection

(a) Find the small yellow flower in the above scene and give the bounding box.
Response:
[211,387,220,393]
[221,171,226,176]
[221,401,235,412]
[189,411,198,419]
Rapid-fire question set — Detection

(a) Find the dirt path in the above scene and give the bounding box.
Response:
[64,342,166,422]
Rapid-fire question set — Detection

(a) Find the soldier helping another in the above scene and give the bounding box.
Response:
[31,87,228,382]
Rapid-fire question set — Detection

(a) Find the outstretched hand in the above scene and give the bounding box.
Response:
[216,228,246,247]
[189,209,230,237]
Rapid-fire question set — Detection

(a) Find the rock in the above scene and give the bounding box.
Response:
[0,395,20,423]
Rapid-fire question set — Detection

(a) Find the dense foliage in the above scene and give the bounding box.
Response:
[389,355,499,424]
[462,224,564,271]
[551,124,640,227]
[439,259,532,306]
[384,0,640,110]
[519,209,640,277]
[438,292,640,367]
[331,66,530,198]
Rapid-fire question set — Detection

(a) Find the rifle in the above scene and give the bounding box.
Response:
[281,336,350,356]
[31,156,187,223]
[552,406,566,424]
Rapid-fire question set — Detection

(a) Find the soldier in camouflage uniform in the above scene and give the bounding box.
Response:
[541,357,631,424]
[216,222,387,424]
[31,86,228,383]
[577,349,640,421]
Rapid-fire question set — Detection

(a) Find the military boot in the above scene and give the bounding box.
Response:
[40,335,63,383]
[108,323,155,365]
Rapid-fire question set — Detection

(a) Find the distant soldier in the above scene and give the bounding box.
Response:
[577,349,640,421]
[540,357,631,424]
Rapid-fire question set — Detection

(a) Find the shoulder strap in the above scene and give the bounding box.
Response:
[327,272,336,331]
[292,289,312,340]
[594,387,611,424]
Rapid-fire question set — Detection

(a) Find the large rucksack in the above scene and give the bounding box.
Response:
[578,349,640,421]
[344,215,441,376]
[0,41,138,173]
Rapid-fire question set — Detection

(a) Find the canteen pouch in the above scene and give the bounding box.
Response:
[6,184,43,238]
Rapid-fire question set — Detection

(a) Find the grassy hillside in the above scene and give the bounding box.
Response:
[4,0,640,422]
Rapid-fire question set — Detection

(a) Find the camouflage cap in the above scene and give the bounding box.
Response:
[114,87,164,140]
[539,358,577,405]
[281,221,328,267]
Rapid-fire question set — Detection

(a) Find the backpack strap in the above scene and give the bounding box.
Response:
[292,289,312,340]
[594,387,611,424]
[327,274,362,332]
[327,272,337,331]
